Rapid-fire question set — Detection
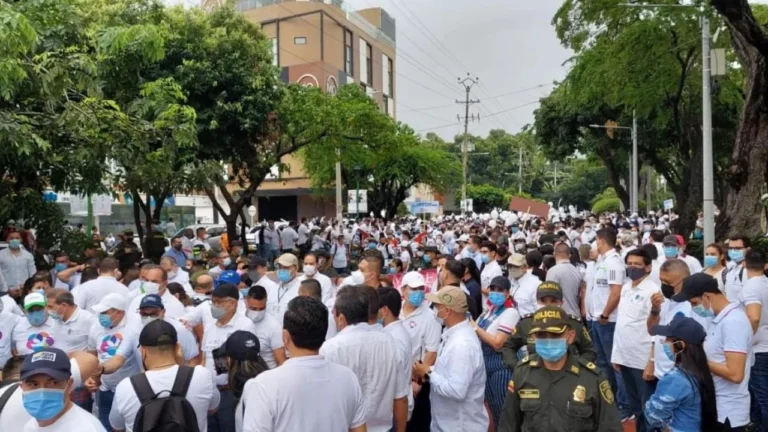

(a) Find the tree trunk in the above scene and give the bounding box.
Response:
[131,190,144,241]
[594,137,630,210]
[711,0,768,239]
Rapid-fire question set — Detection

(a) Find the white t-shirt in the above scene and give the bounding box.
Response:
[399,301,441,362]
[201,314,257,387]
[74,276,130,313]
[331,243,348,268]
[740,275,768,353]
[1,296,23,317]
[109,365,219,432]
[13,316,57,355]
[256,276,302,324]
[182,299,246,328]
[724,264,746,303]
[166,317,200,362]
[588,250,625,322]
[512,272,540,316]
[297,273,335,304]
[704,302,753,427]
[251,313,284,369]
[23,403,105,432]
[477,306,520,336]
[384,320,414,420]
[0,311,19,367]
[611,277,660,370]
[51,307,96,354]
[88,317,142,391]
[320,323,407,432]
[238,356,365,432]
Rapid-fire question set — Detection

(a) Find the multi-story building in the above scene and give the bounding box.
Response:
[205,0,397,221]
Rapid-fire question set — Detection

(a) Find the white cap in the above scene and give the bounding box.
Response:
[458,234,470,242]
[401,271,426,288]
[24,292,46,310]
[92,293,128,313]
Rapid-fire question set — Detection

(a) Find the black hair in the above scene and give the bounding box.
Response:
[729,235,751,249]
[80,266,100,284]
[248,285,268,301]
[167,283,190,307]
[625,248,651,266]
[650,230,665,243]
[299,279,322,300]
[377,286,402,318]
[539,244,554,256]
[526,250,543,269]
[444,258,466,281]
[673,340,719,432]
[596,228,617,247]
[640,243,658,260]
[480,241,497,253]
[470,235,482,246]
[459,258,481,284]
[542,255,556,272]
[745,250,765,272]
[334,285,370,326]
[364,286,379,321]
[229,356,269,401]
[283,296,328,351]
[2,355,25,381]
[390,258,403,273]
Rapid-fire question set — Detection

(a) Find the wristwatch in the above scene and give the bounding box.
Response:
[599,314,608,320]
[650,309,660,316]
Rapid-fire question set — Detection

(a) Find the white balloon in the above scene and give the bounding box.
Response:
[488,220,497,229]
[490,210,499,219]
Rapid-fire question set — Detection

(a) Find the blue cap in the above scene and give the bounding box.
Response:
[139,294,164,310]
[21,348,71,381]
[216,270,240,287]
[651,314,706,345]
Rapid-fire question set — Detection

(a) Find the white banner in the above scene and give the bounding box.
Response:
[663,199,674,210]
[408,201,440,214]
[348,190,368,213]
[70,194,113,216]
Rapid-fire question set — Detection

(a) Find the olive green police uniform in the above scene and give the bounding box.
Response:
[502,282,596,368]
[497,306,622,432]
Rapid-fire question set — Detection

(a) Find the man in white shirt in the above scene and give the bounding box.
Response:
[479,241,502,309]
[611,249,660,432]
[241,285,286,369]
[297,217,310,250]
[160,256,191,293]
[73,258,129,313]
[739,250,768,430]
[298,252,334,303]
[508,253,540,316]
[725,235,750,302]
[580,222,596,245]
[674,273,753,430]
[330,235,349,274]
[135,294,200,365]
[588,228,625,401]
[257,253,302,323]
[16,348,105,432]
[239,296,366,432]
[109,320,219,432]
[661,235,702,275]
[13,292,57,355]
[412,285,488,432]
[321,285,408,432]
[298,278,337,339]
[127,267,186,323]
[377,287,415,421]
[0,231,36,293]
[0,298,20,371]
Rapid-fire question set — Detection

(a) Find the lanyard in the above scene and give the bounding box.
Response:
[478,306,505,329]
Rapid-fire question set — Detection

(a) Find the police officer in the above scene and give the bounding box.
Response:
[113,229,142,274]
[145,220,167,264]
[498,306,622,432]
[502,282,596,368]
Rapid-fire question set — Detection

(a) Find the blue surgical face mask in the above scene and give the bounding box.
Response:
[489,292,506,307]
[534,338,568,362]
[481,254,490,264]
[704,256,718,268]
[407,291,425,306]
[663,246,679,259]
[368,243,377,250]
[240,288,249,298]
[27,310,46,326]
[55,263,68,272]
[692,303,715,319]
[277,269,292,283]
[49,311,63,322]
[9,239,21,249]
[98,312,114,328]
[728,249,745,263]
[423,255,431,264]
[22,388,67,421]
[511,227,519,233]
[663,343,676,362]
[376,318,384,326]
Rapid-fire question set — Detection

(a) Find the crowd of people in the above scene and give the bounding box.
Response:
[0,210,766,432]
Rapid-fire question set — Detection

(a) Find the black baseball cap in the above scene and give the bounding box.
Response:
[247,255,267,269]
[671,273,720,302]
[212,283,239,301]
[139,294,164,310]
[222,330,262,361]
[21,348,71,381]
[536,281,563,301]
[651,314,706,345]
[139,319,178,347]
[489,276,511,291]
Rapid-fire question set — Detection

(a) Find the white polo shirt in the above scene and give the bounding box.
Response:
[88,317,142,392]
[256,275,302,323]
[166,317,200,362]
[182,299,246,328]
[52,307,97,353]
[201,313,257,387]
[110,365,219,432]
[399,301,441,362]
[681,254,703,274]
[611,277,660,370]
[13,315,57,355]
[297,272,335,303]
[251,313,284,369]
[704,302,752,427]
[320,323,407,432]
[477,307,520,336]
[1,296,23,317]
[74,276,130,313]
[512,272,540,316]
[23,403,105,432]
[740,275,768,353]
[384,320,414,420]
[588,249,625,322]
[237,356,365,432]
[724,264,746,303]
[0,311,20,368]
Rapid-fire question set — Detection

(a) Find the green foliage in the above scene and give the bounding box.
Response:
[466,184,509,213]
[686,239,704,264]
[539,156,611,211]
[0,184,67,249]
[396,202,409,217]
[592,197,621,214]
[55,229,92,262]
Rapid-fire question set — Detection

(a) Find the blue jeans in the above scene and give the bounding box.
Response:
[98,390,114,431]
[591,321,630,416]
[619,365,658,432]
[751,352,768,431]
[208,389,235,432]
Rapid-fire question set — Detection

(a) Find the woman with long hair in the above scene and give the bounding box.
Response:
[228,331,270,432]
[645,315,718,432]
[460,257,483,318]
[702,243,727,292]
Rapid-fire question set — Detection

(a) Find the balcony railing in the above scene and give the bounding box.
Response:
[235,0,395,49]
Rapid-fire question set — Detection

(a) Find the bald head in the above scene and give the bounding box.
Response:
[195,274,214,294]
[554,243,570,259]
[145,267,168,284]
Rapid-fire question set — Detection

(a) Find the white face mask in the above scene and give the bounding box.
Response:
[168,270,178,280]
[142,282,160,295]
[303,265,317,276]
[351,270,364,285]
[141,315,159,327]
[247,309,266,323]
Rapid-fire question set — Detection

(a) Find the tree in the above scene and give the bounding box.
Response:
[465,184,508,213]
[539,156,612,211]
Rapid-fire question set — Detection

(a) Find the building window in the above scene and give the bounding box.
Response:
[382,94,388,113]
[366,43,373,85]
[344,30,353,76]
[271,37,278,67]
[294,37,306,45]
[387,58,393,97]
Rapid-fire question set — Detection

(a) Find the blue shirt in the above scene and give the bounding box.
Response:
[644,367,701,432]
[162,247,187,268]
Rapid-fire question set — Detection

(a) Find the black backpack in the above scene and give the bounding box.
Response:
[130,366,200,432]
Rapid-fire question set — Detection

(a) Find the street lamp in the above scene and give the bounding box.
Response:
[589,110,639,214]
[354,165,361,216]
[620,2,716,245]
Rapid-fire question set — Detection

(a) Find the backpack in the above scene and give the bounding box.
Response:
[0,382,19,415]
[130,366,200,432]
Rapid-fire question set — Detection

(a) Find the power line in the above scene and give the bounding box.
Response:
[416,100,540,132]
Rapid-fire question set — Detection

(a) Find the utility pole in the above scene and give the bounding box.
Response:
[646,166,652,214]
[702,15,715,245]
[518,146,523,194]
[456,74,479,212]
[335,148,342,221]
[632,110,639,214]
